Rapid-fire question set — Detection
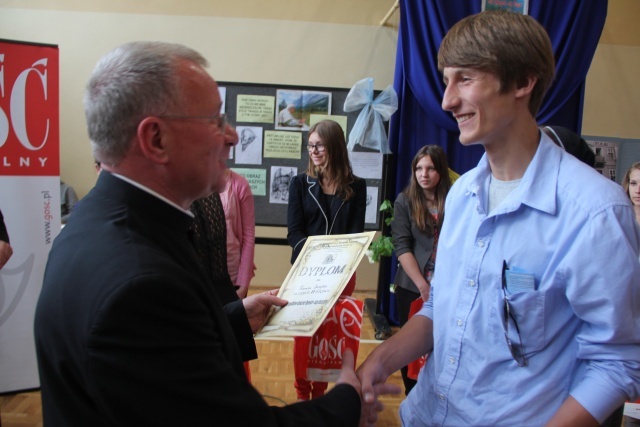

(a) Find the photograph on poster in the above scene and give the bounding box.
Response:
[218,87,226,114]
[586,139,618,181]
[365,186,379,224]
[234,126,263,165]
[270,166,297,204]
[482,0,528,14]
[275,89,331,131]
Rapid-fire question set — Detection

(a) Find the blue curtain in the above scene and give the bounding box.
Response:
[380,0,608,323]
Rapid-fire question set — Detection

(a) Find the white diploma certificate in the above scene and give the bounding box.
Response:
[255,231,375,338]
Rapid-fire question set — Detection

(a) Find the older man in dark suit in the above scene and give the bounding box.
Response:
[34,42,392,427]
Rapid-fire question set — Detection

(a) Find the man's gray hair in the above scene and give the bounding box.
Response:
[84,41,208,165]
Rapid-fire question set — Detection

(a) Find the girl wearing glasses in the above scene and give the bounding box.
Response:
[391,145,453,394]
[287,119,366,401]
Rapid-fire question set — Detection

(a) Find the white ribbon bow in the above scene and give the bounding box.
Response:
[343,77,398,154]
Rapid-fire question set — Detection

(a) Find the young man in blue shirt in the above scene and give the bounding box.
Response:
[358,10,640,426]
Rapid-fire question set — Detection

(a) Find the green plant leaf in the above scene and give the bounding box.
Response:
[379,199,393,213]
[368,235,394,262]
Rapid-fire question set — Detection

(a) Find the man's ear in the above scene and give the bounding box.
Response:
[515,76,537,99]
[137,117,170,164]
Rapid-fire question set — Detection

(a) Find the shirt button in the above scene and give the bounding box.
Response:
[438,393,446,400]
[449,357,455,364]
[477,240,485,247]
[468,280,475,287]
[457,319,463,326]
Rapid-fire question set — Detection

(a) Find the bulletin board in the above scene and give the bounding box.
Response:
[219,81,391,230]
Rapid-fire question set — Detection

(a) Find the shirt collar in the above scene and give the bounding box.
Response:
[464,132,561,216]
[111,173,195,218]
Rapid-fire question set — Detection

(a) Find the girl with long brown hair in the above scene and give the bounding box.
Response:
[286,119,366,401]
[391,144,452,394]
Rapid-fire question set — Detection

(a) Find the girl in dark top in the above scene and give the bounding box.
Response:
[286,119,366,400]
[391,145,452,394]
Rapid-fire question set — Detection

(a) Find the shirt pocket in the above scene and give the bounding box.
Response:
[504,289,547,356]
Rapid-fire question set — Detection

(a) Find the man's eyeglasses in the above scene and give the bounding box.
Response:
[307,143,326,153]
[159,113,227,134]
[501,260,527,367]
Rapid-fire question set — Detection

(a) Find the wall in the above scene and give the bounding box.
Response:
[583,0,640,139]
[1,0,639,289]
[0,1,399,289]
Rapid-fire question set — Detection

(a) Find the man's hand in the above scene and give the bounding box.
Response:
[418,282,431,302]
[241,289,287,333]
[236,286,248,300]
[0,240,13,269]
[335,348,360,391]
[355,352,402,427]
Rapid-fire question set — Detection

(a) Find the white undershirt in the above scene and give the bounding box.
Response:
[488,175,521,214]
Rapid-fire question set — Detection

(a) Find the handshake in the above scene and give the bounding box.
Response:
[243,289,404,426]
[334,348,403,427]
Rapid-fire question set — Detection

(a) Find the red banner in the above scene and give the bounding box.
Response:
[0,39,59,393]
[294,296,364,383]
[0,40,59,176]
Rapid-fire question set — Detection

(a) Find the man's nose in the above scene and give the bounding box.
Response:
[442,84,459,112]
[225,124,238,146]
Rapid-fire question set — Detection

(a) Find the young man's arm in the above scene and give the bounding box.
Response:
[544,396,598,427]
[357,314,434,403]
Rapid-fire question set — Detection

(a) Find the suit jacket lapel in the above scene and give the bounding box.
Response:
[306,175,330,234]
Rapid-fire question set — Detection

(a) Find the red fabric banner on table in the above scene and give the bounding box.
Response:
[294,296,364,383]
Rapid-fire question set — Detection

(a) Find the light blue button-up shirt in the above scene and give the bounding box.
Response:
[400,134,640,426]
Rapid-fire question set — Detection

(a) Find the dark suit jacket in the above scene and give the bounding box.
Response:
[287,173,366,263]
[34,171,360,427]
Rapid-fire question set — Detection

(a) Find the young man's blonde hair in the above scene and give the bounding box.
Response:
[437,10,555,116]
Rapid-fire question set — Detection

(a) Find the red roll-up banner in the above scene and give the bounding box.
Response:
[0,39,60,392]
